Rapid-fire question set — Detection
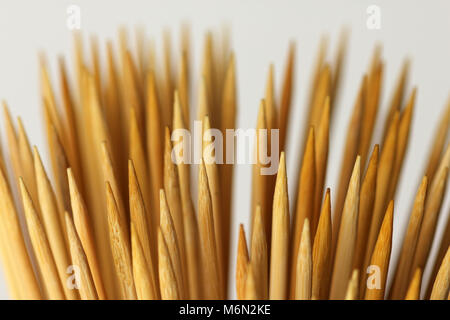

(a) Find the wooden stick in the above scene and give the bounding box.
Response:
[0,162,41,299]
[34,147,78,300]
[202,115,225,292]
[236,224,249,300]
[131,222,158,300]
[330,156,360,299]
[423,100,449,182]
[129,160,159,297]
[220,53,237,284]
[412,152,449,272]
[390,176,427,299]
[364,200,394,300]
[244,262,258,300]
[292,127,315,293]
[381,59,410,144]
[312,189,332,300]
[313,97,330,236]
[158,228,180,300]
[364,112,399,272]
[20,178,64,300]
[430,246,450,300]
[173,94,201,299]
[105,182,136,300]
[353,145,379,274]
[163,127,187,288]
[160,189,185,299]
[295,219,312,300]
[146,70,164,222]
[65,211,98,300]
[250,205,268,299]
[198,160,222,299]
[279,42,295,151]
[387,88,416,200]
[269,152,289,300]
[405,268,422,300]
[345,269,359,300]
[68,168,107,299]
[333,76,365,247]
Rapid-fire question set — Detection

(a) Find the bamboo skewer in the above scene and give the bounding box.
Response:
[405,268,422,300]
[295,219,312,300]
[236,224,249,300]
[269,152,290,300]
[330,156,360,299]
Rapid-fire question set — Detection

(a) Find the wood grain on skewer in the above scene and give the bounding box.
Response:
[250,205,268,299]
[220,53,236,287]
[381,59,410,144]
[101,142,128,238]
[364,112,399,272]
[279,42,295,152]
[178,51,190,126]
[270,152,289,300]
[146,70,164,222]
[198,160,222,299]
[330,156,360,299]
[423,100,450,182]
[34,147,78,300]
[44,117,71,215]
[359,60,383,168]
[330,29,348,106]
[58,56,83,189]
[158,228,180,300]
[65,211,98,300]
[162,30,174,128]
[0,146,20,299]
[405,268,422,300]
[412,150,449,273]
[163,127,187,288]
[17,118,40,212]
[390,176,427,299]
[345,269,359,300]
[251,100,269,237]
[202,115,225,291]
[430,246,449,300]
[426,214,450,298]
[244,262,258,300]
[387,88,416,200]
[0,163,41,299]
[312,189,332,300]
[19,178,64,300]
[313,97,330,236]
[295,219,312,300]
[131,222,158,300]
[172,94,201,299]
[353,145,379,274]
[2,103,22,189]
[68,168,107,299]
[292,128,316,292]
[129,107,152,235]
[160,189,185,299]
[236,224,249,300]
[129,161,158,295]
[333,76,365,247]
[105,182,136,300]
[364,201,394,300]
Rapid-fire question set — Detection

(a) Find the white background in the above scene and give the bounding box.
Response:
[0,0,448,299]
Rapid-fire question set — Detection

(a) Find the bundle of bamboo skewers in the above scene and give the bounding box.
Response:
[0,26,448,300]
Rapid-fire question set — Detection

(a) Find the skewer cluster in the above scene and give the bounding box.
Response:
[0,26,448,300]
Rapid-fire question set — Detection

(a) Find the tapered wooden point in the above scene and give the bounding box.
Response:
[405,268,422,300]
